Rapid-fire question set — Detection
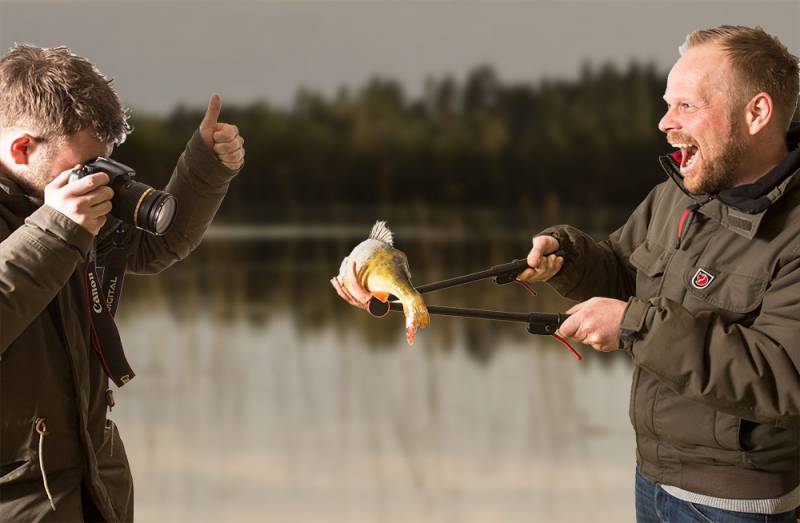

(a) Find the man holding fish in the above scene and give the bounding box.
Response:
[334,26,800,521]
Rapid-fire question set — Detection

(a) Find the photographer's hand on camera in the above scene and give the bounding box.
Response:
[199,93,245,171]
[44,169,113,236]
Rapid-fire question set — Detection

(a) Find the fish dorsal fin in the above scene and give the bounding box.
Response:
[368,220,394,246]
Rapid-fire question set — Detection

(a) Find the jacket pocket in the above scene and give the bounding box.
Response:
[683,265,767,315]
[713,411,743,451]
[737,420,799,471]
[628,367,639,428]
[97,419,133,522]
[630,241,668,299]
[653,386,736,451]
[0,460,31,484]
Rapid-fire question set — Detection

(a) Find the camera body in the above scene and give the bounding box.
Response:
[69,157,177,235]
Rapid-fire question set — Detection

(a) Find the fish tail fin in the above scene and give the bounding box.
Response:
[402,292,430,345]
[368,221,394,246]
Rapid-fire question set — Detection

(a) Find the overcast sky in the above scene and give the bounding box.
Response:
[1,1,798,115]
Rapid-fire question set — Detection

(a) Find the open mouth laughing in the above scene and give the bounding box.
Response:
[670,142,700,173]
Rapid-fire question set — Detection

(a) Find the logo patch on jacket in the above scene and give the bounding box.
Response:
[691,268,715,290]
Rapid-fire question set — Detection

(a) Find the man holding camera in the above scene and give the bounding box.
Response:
[0,45,244,521]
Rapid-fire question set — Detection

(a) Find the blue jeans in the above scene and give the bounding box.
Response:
[635,467,797,522]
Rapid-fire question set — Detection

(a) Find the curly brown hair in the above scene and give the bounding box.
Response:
[0,44,131,145]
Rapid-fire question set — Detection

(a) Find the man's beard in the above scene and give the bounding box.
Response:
[684,110,747,194]
[690,124,748,194]
[11,165,49,198]
[12,148,58,199]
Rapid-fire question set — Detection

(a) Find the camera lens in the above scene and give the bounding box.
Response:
[112,180,177,235]
[143,192,177,235]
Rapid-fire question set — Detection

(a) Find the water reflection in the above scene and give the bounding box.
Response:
[114,228,636,522]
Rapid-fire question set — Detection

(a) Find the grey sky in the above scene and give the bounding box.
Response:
[1,1,798,115]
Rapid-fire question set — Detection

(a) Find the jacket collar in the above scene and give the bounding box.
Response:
[659,123,800,239]
[0,172,44,213]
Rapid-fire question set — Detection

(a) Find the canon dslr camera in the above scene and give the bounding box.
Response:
[69,158,177,235]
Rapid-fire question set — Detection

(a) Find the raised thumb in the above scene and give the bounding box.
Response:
[200,93,222,132]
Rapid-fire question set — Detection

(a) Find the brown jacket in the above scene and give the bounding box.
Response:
[0,131,238,521]
[543,130,800,500]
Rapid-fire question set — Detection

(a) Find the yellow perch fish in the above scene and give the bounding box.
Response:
[336,221,430,345]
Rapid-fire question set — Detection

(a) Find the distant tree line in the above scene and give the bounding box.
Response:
[115,62,677,223]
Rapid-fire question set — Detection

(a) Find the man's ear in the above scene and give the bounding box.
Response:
[9,133,36,165]
[745,92,774,136]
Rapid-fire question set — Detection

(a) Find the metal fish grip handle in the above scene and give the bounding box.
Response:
[366,253,569,336]
[414,253,564,293]
[368,303,568,335]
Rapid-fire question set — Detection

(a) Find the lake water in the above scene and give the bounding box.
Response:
[112,226,636,522]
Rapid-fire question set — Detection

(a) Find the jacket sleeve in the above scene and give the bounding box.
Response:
[539,183,664,302]
[620,252,800,428]
[0,205,93,351]
[97,130,239,274]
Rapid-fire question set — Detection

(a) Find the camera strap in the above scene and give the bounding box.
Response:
[101,240,127,317]
[84,230,134,387]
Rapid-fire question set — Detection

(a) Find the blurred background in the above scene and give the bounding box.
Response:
[1,1,798,521]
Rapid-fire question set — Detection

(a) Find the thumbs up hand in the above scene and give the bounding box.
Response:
[199,93,245,171]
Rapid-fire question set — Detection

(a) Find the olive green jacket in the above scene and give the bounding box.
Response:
[0,131,238,521]
[543,136,800,499]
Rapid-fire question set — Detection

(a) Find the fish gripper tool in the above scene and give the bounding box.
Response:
[367,254,571,336]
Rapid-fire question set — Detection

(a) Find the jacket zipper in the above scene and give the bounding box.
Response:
[46,282,111,518]
[676,203,701,249]
[638,197,714,466]
[675,197,714,250]
[637,202,704,464]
